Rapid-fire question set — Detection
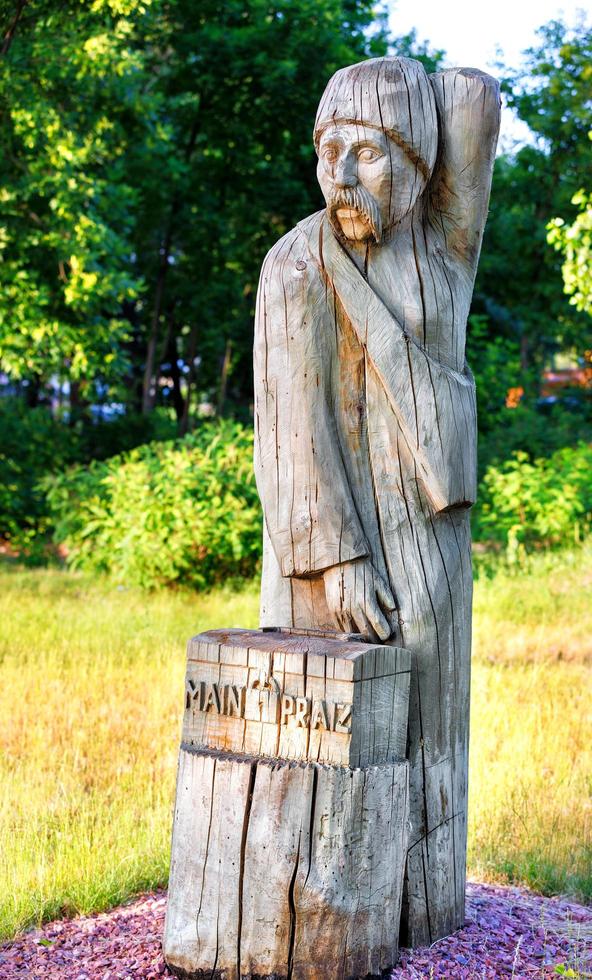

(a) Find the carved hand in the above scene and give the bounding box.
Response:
[323,559,396,642]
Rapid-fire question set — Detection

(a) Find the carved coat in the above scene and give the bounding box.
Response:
[253,68,500,945]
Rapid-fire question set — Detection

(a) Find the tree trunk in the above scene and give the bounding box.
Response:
[1,0,28,57]
[179,322,198,436]
[69,379,88,425]
[141,226,173,416]
[141,115,203,417]
[164,628,411,979]
[217,338,232,415]
[23,374,41,408]
[163,308,185,423]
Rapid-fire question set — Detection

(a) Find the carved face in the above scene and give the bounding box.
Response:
[316,123,428,244]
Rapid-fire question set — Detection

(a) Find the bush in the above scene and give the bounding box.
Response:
[0,400,177,551]
[473,442,592,560]
[466,316,592,478]
[44,420,262,589]
[78,409,177,461]
[0,401,83,547]
[466,315,523,443]
[8,394,590,584]
[478,401,592,478]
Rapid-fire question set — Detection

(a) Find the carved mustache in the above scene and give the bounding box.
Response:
[327,185,383,243]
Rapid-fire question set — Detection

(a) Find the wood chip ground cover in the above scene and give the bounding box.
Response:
[0,882,590,979]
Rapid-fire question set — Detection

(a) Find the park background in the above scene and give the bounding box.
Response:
[0,0,590,952]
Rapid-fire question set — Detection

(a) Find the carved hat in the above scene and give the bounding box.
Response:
[314,57,438,182]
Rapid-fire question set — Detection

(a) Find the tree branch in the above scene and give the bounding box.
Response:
[1,0,29,57]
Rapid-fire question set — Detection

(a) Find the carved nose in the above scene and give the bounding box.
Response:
[333,160,357,189]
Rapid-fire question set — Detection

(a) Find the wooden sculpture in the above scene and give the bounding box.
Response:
[254,56,500,947]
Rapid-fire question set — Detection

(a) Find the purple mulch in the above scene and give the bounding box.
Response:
[1,881,590,979]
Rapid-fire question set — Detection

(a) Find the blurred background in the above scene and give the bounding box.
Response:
[0,0,590,575]
[0,0,590,950]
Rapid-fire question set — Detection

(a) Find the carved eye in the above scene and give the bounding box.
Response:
[322,146,338,164]
[358,147,381,163]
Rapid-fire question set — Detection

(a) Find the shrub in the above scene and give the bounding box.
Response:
[44,421,262,589]
[477,401,592,478]
[0,401,83,547]
[0,400,176,551]
[473,442,592,559]
[78,409,177,461]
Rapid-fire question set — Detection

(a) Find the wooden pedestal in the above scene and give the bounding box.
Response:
[163,628,411,980]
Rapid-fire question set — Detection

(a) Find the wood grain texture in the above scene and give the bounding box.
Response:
[254,56,500,946]
[163,748,409,980]
[182,629,411,768]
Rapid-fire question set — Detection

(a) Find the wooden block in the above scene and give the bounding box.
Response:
[307,727,350,767]
[374,645,406,678]
[163,748,214,974]
[164,748,253,974]
[164,749,409,980]
[277,720,309,761]
[283,651,305,674]
[333,657,355,681]
[185,661,220,689]
[218,663,249,687]
[292,763,409,979]
[219,642,249,666]
[240,761,315,977]
[182,629,411,768]
[186,711,247,754]
[247,647,273,672]
[307,652,327,677]
[187,636,219,663]
[388,671,411,759]
[275,669,306,698]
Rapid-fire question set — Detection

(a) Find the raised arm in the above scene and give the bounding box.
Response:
[428,68,501,269]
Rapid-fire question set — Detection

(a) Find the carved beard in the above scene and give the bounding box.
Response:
[327,185,383,245]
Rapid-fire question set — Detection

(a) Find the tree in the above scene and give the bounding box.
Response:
[0,0,393,419]
[130,0,392,421]
[473,16,592,375]
[0,1,446,423]
[548,185,592,316]
[0,0,149,395]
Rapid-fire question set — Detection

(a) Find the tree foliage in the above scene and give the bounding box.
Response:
[475,16,592,373]
[473,443,592,559]
[0,0,395,414]
[548,186,592,316]
[43,420,261,588]
[0,0,147,383]
[1,5,592,565]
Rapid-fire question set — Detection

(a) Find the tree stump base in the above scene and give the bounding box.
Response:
[163,628,412,980]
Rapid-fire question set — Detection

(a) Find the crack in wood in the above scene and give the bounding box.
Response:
[286,837,301,980]
[237,762,257,980]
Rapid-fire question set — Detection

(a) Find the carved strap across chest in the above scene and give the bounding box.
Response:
[298,213,478,512]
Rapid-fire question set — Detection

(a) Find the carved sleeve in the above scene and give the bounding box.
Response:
[253,233,369,578]
[428,68,501,269]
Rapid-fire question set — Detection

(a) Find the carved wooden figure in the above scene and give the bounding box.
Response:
[254,57,500,946]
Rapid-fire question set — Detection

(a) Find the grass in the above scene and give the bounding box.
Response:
[0,548,590,940]
[470,549,592,899]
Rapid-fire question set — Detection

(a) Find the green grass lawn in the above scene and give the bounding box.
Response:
[0,549,590,940]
